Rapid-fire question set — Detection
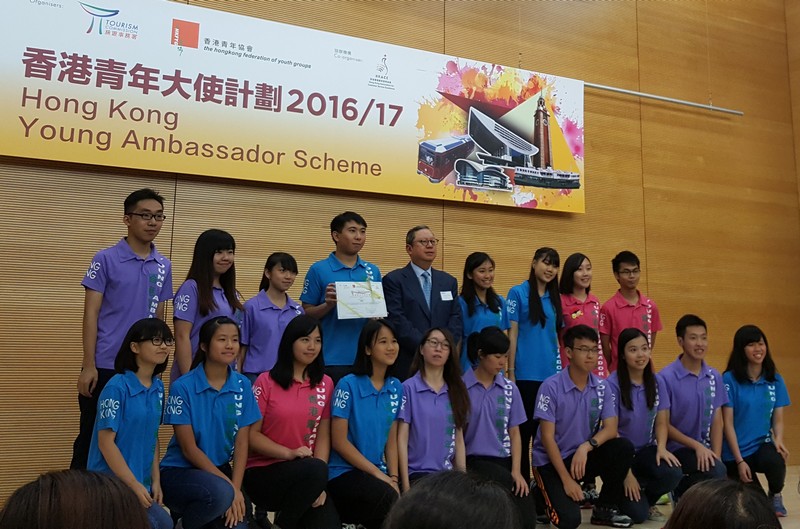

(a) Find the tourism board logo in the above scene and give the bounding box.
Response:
[78,2,119,34]
[171,19,200,49]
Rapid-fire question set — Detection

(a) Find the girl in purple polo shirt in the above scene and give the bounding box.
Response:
[239,252,304,382]
[722,325,791,517]
[173,229,244,381]
[160,317,260,529]
[463,326,536,529]
[87,318,174,529]
[609,328,682,524]
[327,319,403,529]
[558,253,606,378]
[397,327,470,491]
[458,252,510,373]
[243,315,339,529]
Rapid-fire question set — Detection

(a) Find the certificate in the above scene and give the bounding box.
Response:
[335,281,388,319]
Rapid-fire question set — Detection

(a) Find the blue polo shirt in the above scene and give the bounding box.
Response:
[328,374,402,479]
[87,371,164,491]
[300,253,381,367]
[458,295,510,372]
[722,371,790,461]
[241,291,304,374]
[161,365,260,468]
[82,239,173,370]
[507,281,561,381]
[532,368,617,466]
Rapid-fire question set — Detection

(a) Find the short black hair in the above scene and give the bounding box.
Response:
[124,188,164,214]
[258,252,299,292]
[331,211,367,233]
[563,324,599,349]
[466,326,510,365]
[191,316,240,369]
[611,250,640,273]
[675,314,707,338]
[114,318,172,376]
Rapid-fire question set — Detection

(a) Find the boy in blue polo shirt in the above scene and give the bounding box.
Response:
[532,324,634,529]
[72,188,173,470]
[660,314,727,500]
[301,211,381,384]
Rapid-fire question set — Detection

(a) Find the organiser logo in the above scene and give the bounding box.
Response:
[78,2,119,34]
[172,19,200,48]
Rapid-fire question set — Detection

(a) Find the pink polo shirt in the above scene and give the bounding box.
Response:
[598,290,662,372]
[246,372,333,469]
[559,293,607,378]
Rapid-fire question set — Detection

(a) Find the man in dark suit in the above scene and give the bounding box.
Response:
[383,225,462,380]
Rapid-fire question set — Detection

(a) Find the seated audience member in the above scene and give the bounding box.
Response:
[722,324,791,517]
[532,324,634,529]
[660,314,727,500]
[608,328,682,524]
[462,327,536,529]
[0,469,150,529]
[663,479,781,529]
[383,471,521,529]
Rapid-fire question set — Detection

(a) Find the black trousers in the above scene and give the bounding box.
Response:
[673,446,726,499]
[327,469,398,529]
[467,456,537,529]
[724,442,786,495]
[619,445,683,523]
[516,380,543,483]
[70,367,116,469]
[243,458,339,529]
[534,437,634,529]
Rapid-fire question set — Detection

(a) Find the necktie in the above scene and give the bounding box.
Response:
[421,270,431,308]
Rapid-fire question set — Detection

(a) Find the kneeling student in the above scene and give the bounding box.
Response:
[532,324,634,529]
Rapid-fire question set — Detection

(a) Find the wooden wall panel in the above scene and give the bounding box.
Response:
[2,0,799,503]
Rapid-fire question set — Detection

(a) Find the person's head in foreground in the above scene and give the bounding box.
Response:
[0,470,149,529]
[664,479,781,529]
[382,470,521,529]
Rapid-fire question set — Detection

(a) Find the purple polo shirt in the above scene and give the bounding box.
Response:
[241,291,304,374]
[82,239,173,370]
[607,372,670,451]
[660,356,727,452]
[532,368,617,466]
[399,372,458,473]
[172,280,242,381]
[463,369,526,458]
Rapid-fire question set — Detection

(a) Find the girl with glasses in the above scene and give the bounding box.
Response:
[397,328,470,491]
[87,318,175,529]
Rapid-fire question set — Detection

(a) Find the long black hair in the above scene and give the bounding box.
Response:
[185,229,244,316]
[559,252,591,295]
[410,328,470,429]
[269,315,324,389]
[459,252,501,317]
[616,328,656,410]
[352,319,398,379]
[725,324,777,383]
[527,247,563,329]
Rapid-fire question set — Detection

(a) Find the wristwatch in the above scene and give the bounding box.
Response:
[588,438,599,450]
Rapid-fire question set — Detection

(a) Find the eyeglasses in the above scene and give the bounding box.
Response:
[141,337,175,346]
[571,346,600,355]
[128,212,167,221]
[617,268,640,277]
[415,239,439,247]
[425,338,450,350]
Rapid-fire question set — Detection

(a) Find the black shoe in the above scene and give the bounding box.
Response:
[590,506,633,528]
[535,513,550,525]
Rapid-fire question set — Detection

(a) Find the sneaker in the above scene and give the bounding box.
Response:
[536,513,551,525]
[648,506,667,522]
[656,493,671,505]
[590,505,633,528]
[772,493,788,517]
[582,484,600,508]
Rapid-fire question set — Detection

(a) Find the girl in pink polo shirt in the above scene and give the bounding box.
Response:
[558,253,606,378]
[397,327,470,491]
[243,315,339,529]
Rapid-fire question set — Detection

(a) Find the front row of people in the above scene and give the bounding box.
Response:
[82,312,789,529]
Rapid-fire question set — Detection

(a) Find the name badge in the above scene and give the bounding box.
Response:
[440,291,453,301]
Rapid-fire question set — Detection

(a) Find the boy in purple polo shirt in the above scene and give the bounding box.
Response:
[72,188,173,469]
[532,324,634,529]
[598,251,662,372]
[660,314,727,500]
[301,211,381,384]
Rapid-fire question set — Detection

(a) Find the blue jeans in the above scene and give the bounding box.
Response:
[147,503,174,529]
[161,467,247,529]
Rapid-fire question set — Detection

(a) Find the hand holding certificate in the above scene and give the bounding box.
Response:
[335,281,388,319]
